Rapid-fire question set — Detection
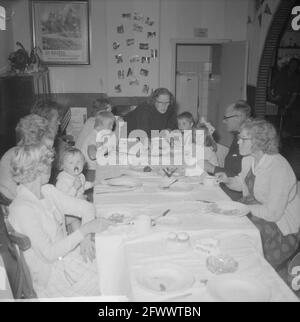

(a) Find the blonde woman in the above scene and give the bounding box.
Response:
[0,114,51,201]
[217,119,300,268]
[8,144,108,298]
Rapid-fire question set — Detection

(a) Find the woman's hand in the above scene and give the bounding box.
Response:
[204,160,215,174]
[215,172,229,184]
[80,235,95,262]
[80,218,111,236]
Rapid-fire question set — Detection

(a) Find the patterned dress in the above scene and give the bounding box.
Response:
[241,168,300,269]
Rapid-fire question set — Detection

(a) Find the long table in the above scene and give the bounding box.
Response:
[93,167,298,302]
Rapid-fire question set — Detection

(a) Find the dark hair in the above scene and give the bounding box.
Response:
[232,100,252,118]
[92,95,112,116]
[177,111,195,124]
[148,88,175,107]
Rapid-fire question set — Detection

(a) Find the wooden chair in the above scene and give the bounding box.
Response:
[0,193,37,299]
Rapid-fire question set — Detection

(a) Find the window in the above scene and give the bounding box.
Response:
[0,6,5,30]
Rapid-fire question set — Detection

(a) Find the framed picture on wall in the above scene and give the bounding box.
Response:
[31,0,90,65]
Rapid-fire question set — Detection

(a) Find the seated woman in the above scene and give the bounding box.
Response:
[31,100,62,140]
[8,143,109,298]
[0,114,51,201]
[124,88,177,139]
[216,119,300,268]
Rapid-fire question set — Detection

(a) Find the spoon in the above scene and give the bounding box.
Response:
[151,209,170,226]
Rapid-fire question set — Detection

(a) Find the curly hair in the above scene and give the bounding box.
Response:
[148,88,175,107]
[240,119,279,154]
[31,99,63,120]
[15,114,49,145]
[11,144,54,184]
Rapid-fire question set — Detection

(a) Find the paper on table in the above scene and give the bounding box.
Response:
[95,234,132,298]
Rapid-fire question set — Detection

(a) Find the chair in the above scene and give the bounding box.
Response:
[0,193,37,299]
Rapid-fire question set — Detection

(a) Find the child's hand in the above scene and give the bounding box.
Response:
[74,177,82,190]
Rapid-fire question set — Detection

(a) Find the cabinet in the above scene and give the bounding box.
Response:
[0,71,50,154]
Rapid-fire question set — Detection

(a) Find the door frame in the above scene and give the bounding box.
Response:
[170,38,230,98]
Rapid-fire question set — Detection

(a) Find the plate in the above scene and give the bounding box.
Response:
[136,263,195,294]
[96,207,136,223]
[207,275,271,302]
[94,184,138,194]
[207,201,249,217]
[101,176,142,188]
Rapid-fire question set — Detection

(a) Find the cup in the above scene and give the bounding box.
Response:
[134,215,152,234]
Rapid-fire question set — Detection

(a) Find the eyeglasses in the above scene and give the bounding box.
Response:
[238,135,252,142]
[223,115,239,120]
[156,99,170,105]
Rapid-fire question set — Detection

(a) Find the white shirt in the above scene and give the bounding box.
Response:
[8,184,95,288]
[228,154,300,235]
[56,171,86,198]
[0,147,18,200]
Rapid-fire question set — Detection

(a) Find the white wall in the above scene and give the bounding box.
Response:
[159,0,248,90]
[6,0,249,94]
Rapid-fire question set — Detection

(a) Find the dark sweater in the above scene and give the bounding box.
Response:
[124,102,178,138]
[214,132,242,177]
[213,132,243,201]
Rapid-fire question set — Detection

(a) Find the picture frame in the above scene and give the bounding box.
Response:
[31,0,90,65]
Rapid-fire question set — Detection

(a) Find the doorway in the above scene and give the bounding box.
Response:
[171,40,248,146]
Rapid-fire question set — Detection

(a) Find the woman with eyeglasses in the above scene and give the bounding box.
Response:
[216,119,300,269]
[124,87,177,138]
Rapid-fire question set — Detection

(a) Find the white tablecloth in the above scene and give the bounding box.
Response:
[94,166,298,302]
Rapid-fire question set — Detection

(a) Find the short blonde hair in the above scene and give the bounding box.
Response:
[240,119,279,154]
[94,111,115,129]
[11,144,54,184]
[15,114,49,145]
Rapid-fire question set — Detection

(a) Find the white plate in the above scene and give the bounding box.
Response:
[101,176,142,188]
[94,184,138,194]
[136,262,195,294]
[208,201,249,217]
[207,275,271,302]
[96,207,136,223]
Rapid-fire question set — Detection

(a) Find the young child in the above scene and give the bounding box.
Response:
[80,111,116,170]
[176,112,219,167]
[56,147,93,199]
[75,96,112,150]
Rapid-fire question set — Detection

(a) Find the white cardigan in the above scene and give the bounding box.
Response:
[8,184,95,288]
[227,154,300,236]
